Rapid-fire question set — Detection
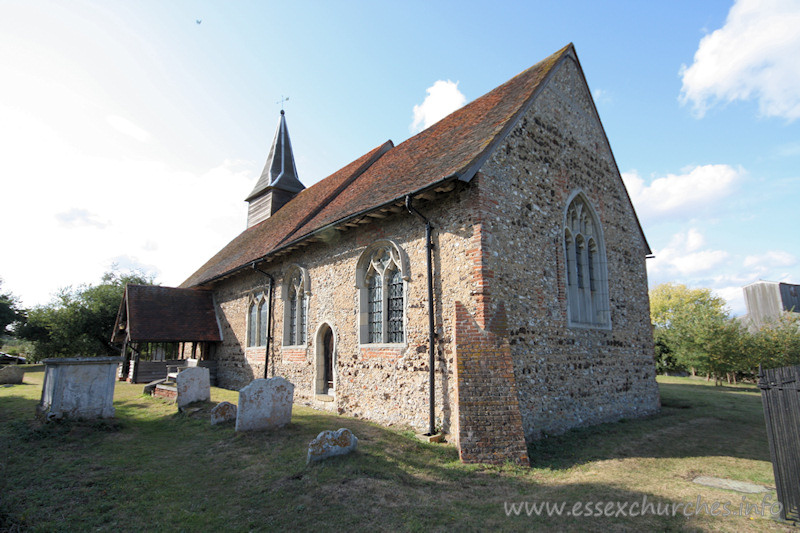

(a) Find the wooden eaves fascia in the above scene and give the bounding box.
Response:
[274,140,394,250]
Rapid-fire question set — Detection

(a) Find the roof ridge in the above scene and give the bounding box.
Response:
[275,140,394,247]
[182,44,584,288]
[358,44,574,188]
[450,43,575,183]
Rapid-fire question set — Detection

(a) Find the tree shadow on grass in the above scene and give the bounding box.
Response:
[0,389,40,423]
[0,382,787,532]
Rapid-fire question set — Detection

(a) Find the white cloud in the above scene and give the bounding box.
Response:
[410,80,466,133]
[592,88,611,105]
[55,208,108,229]
[679,0,800,120]
[106,114,152,143]
[743,250,797,269]
[669,249,730,276]
[714,286,746,316]
[622,164,743,221]
[648,238,798,316]
[774,141,800,158]
[107,255,161,278]
[648,229,729,277]
[685,228,705,252]
[0,106,254,307]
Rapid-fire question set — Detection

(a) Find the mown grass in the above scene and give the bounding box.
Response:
[0,368,794,532]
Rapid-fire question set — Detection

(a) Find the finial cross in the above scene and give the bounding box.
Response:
[276,96,290,110]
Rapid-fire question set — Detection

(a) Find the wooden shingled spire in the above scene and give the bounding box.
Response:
[246,110,305,228]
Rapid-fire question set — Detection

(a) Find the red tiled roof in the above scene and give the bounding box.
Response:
[183,44,575,288]
[114,285,221,342]
[182,140,394,287]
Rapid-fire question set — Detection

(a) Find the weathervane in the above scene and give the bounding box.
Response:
[276,96,290,111]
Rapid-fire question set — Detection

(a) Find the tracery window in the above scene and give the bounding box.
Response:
[367,273,383,343]
[357,242,407,344]
[564,193,610,328]
[283,267,309,346]
[247,293,269,347]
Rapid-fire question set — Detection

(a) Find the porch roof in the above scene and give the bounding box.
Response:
[112,285,222,343]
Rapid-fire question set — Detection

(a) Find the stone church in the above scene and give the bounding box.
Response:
[114,44,660,464]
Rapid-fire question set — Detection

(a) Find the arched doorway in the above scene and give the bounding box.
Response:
[315,323,335,396]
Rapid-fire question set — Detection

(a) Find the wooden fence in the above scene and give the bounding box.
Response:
[758,364,800,523]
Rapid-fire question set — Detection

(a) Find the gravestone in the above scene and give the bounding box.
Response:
[37,356,121,420]
[307,428,358,464]
[176,366,210,408]
[235,376,294,432]
[210,401,237,425]
[0,365,24,385]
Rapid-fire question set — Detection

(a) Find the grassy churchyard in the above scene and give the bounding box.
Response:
[0,367,795,532]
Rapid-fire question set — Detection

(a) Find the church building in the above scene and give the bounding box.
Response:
[114,44,660,464]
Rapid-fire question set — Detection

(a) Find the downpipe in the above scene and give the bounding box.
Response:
[252,262,274,379]
[405,195,437,436]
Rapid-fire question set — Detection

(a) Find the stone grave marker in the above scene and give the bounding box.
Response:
[211,401,237,425]
[176,366,210,409]
[0,365,24,385]
[307,428,358,464]
[235,376,294,432]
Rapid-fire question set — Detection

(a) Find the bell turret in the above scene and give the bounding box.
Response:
[246,110,305,227]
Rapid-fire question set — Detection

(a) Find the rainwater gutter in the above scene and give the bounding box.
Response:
[252,262,274,379]
[405,194,437,437]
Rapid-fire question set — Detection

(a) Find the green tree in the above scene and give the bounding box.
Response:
[649,283,747,382]
[752,312,800,370]
[17,270,155,361]
[0,278,23,338]
[650,283,728,331]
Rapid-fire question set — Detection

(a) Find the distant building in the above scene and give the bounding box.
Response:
[742,281,800,329]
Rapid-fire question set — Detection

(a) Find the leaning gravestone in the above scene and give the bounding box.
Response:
[307,428,358,464]
[235,376,294,432]
[0,365,24,385]
[210,401,237,425]
[176,367,210,409]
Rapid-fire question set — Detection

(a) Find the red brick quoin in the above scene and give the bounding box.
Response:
[454,301,530,466]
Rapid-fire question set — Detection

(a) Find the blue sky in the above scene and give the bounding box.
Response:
[1,0,798,316]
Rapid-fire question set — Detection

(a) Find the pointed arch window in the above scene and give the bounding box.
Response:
[283,266,309,346]
[367,272,383,343]
[564,193,610,328]
[247,293,269,347]
[357,241,409,345]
